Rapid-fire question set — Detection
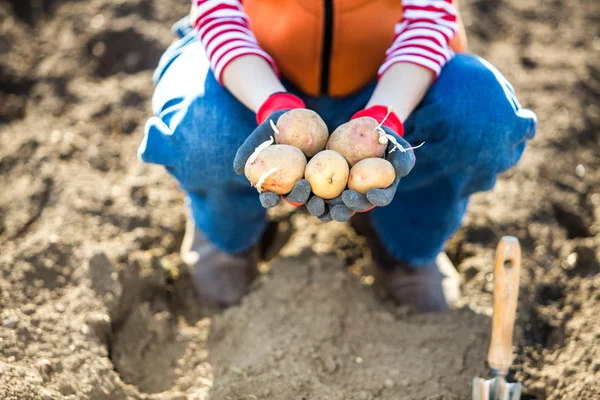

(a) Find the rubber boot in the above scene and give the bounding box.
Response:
[180,217,259,308]
[351,213,461,312]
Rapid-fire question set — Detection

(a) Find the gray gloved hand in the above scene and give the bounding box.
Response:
[258,179,312,208]
[234,109,312,209]
[305,194,354,223]
[306,195,354,222]
[307,196,334,223]
[338,125,416,215]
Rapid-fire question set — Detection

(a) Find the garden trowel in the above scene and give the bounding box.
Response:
[473,236,523,400]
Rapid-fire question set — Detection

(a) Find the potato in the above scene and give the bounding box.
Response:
[305,150,349,199]
[348,158,396,195]
[275,109,329,157]
[326,117,386,166]
[244,144,306,194]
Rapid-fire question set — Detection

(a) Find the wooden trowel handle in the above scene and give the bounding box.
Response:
[488,236,521,375]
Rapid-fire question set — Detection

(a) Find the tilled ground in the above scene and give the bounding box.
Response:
[1,0,599,399]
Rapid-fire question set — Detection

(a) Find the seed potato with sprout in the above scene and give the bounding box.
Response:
[326,106,414,166]
[326,117,387,166]
[272,109,329,157]
[304,150,349,199]
[244,139,306,195]
[348,158,396,194]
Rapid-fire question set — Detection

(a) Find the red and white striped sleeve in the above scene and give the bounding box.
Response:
[379,0,459,78]
[191,0,279,84]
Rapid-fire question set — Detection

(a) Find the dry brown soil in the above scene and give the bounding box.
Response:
[1,0,599,399]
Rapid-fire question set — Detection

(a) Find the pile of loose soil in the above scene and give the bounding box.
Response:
[1,0,599,399]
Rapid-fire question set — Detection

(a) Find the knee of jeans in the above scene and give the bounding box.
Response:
[437,56,535,168]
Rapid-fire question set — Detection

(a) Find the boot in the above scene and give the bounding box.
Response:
[180,218,258,308]
[373,253,461,312]
[351,214,460,313]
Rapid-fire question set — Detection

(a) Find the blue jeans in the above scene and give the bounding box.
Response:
[139,30,536,266]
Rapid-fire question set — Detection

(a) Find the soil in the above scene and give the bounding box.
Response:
[1,0,599,399]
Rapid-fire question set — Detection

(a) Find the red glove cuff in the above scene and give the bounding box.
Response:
[256,92,306,125]
[351,105,404,137]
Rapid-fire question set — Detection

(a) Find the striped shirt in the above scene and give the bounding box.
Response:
[192,0,458,84]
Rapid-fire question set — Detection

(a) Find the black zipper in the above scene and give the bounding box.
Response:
[320,0,334,95]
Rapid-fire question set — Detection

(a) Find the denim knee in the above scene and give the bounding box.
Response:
[430,54,536,174]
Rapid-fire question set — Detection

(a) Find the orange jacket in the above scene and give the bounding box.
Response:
[244,0,466,97]
[192,1,467,97]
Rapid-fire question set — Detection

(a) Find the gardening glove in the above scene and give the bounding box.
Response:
[306,194,353,223]
[234,93,312,208]
[327,105,416,222]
